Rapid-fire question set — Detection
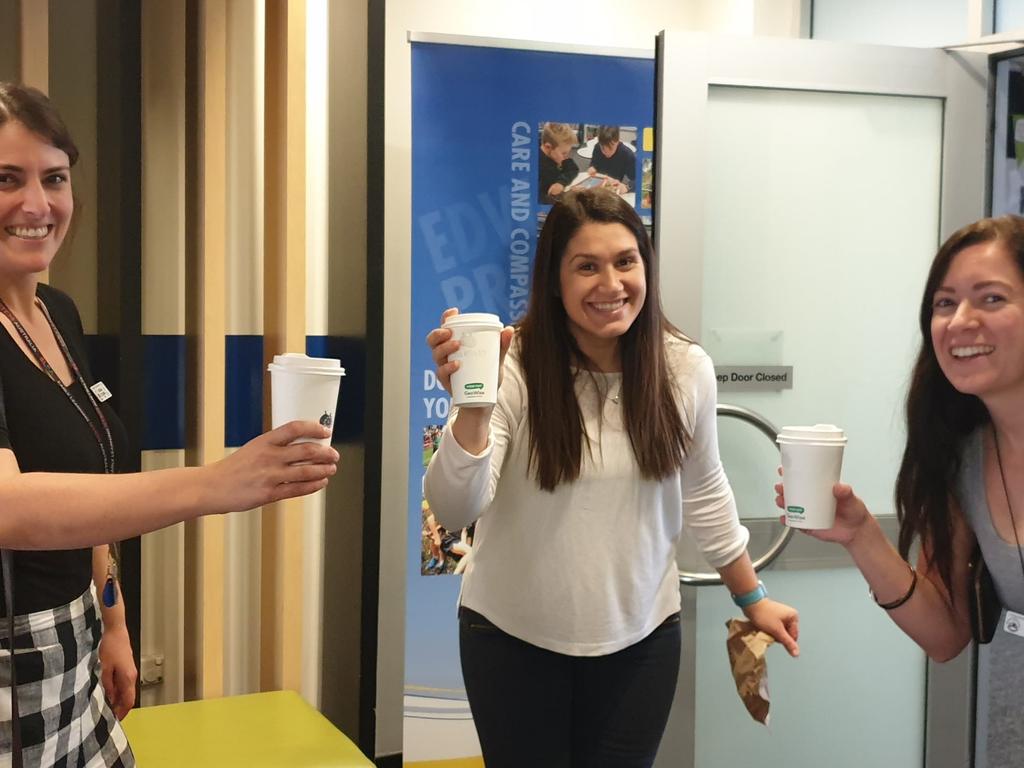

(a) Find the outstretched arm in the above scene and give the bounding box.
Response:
[777,479,973,661]
[0,420,338,550]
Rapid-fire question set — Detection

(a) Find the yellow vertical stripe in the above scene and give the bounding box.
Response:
[223,0,264,698]
[261,0,307,694]
[196,0,228,700]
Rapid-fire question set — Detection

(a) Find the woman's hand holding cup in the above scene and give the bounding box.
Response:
[775,468,871,547]
[427,308,514,399]
[207,420,339,512]
[427,308,464,397]
[426,308,513,455]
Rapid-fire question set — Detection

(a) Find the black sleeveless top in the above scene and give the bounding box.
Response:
[0,284,130,616]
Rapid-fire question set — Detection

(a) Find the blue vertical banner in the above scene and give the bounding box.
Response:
[407,40,654,764]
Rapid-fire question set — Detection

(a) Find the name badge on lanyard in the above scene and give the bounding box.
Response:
[90,381,112,403]
[1003,610,1024,638]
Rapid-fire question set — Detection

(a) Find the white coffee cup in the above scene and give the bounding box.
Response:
[444,313,503,408]
[267,353,345,445]
[777,424,847,529]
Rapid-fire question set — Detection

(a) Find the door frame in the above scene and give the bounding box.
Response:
[653,30,989,768]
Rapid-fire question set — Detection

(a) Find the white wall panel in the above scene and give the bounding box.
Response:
[813,0,969,46]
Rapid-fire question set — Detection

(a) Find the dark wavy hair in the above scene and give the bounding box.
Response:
[0,82,79,166]
[896,215,1024,598]
[517,187,689,491]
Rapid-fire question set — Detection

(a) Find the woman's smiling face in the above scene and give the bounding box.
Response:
[558,220,646,367]
[0,120,73,280]
[930,239,1024,403]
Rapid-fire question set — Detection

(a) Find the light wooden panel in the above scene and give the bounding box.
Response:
[223,0,265,698]
[18,0,47,90]
[261,0,307,693]
[18,0,47,284]
[194,0,228,700]
[139,0,188,708]
[47,0,98,332]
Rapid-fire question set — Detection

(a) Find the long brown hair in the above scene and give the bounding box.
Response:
[517,188,689,491]
[896,215,1024,598]
[0,82,79,166]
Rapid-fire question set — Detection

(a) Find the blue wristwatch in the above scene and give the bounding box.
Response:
[731,580,768,608]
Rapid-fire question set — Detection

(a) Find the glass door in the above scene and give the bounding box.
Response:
[653,32,988,768]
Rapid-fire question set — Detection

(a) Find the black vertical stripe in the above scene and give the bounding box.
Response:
[93,0,143,714]
[360,0,386,756]
[181,0,201,704]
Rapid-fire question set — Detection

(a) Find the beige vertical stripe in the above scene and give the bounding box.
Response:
[17,0,47,91]
[139,0,189,708]
[261,0,307,693]
[141,0,188,338]
[223,1,265,698]
[46,0,98,333]
[195,0,228,700]
[19,0,47,284]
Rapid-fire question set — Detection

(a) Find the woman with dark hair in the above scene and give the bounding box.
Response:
[425,187,799,767]
[0,82,338,765]
[776,215,1024,761]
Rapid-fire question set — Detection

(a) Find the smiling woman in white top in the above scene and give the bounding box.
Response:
[425,187,799,768]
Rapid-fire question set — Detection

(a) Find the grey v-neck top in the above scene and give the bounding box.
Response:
[959,428,1024,768]
[959,428,1024,613]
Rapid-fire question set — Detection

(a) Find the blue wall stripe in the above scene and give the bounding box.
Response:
[306,336,365,444]
[112,335,366,452]
[142,335,186,451]
[225,335,265,448]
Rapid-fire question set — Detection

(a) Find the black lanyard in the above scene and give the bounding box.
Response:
[0,295,116,767]
[0,296,115,474]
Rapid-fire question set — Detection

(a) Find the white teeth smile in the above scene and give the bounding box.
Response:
[5,226,50,239]
[951,345,994,358]
[591,300,626,312]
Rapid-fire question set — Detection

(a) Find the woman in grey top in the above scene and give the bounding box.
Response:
[776,215,1024,757]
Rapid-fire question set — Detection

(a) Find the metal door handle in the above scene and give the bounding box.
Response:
[678,404,794,586]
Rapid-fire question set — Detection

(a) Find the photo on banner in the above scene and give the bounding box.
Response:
[419,425,474,576]
[405,38,655,765]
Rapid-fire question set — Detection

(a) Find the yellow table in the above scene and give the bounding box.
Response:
[122,690,373,767]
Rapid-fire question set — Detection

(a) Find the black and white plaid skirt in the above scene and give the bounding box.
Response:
[0,587,134,767]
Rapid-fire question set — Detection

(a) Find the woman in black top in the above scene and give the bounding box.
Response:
[0,83,338,766]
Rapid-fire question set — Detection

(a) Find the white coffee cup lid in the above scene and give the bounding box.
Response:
[443,312,503,330]
[268,353,345,376]
[777,424,846,444]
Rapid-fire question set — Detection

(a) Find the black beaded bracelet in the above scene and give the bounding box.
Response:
[871,565,918,610]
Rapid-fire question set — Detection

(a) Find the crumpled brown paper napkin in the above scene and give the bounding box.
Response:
[725,618,774,727]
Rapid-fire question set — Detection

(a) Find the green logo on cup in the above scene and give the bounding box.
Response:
[787,506,805,516]
[465,383,484,390]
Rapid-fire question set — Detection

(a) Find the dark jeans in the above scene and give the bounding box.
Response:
[459,607,682,768]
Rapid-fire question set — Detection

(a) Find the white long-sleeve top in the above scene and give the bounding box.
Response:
[424,335,749,656]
